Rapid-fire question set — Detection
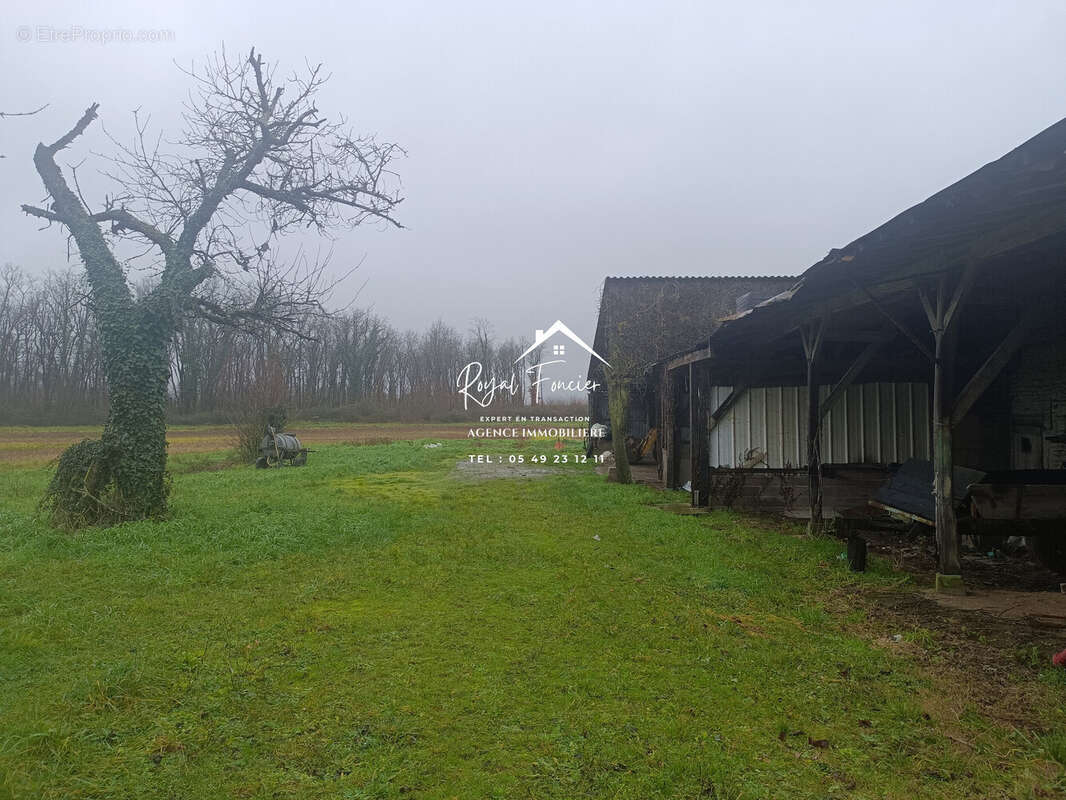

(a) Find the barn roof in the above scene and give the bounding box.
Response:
[589,275,796,378]
[704,115,1066,351]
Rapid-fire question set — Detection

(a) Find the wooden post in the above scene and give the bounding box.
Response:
[919,269,975,593]
[662,369,676,488]
[931,299,962,585]
[801,317,827,535]
[690,361,710,506]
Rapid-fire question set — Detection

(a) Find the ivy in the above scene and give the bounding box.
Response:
[43,288,174,526]
[41,439,122,527]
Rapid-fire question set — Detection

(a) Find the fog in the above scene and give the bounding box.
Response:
[3,0,1065,344]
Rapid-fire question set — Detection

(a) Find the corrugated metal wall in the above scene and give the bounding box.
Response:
[708,383,930,468]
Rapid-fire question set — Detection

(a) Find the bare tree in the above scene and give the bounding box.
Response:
[21,48,403,524]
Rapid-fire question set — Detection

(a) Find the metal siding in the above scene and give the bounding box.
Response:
[735,391,750,462]
[708,386,720,467]
[766,387,783,468]
[828,384,849,464]
[862,383,881,463]
[722,388,735,468]
[879,383,896,463]
[708,382,931,468]
[894,383,911,463]
[708,385,722,467]
[751,388,767,461]
[913,383,930,460]
[719,385,732,466]
[818,385,829,462]
[846,384,864,463]
[782,386,799,467]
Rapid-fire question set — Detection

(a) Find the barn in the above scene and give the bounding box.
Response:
[595,115,1066,590]
[587,276,794,477]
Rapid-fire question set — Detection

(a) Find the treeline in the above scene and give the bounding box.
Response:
[0,266,544,425]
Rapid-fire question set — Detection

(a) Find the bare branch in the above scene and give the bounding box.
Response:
[22,48,403,339]
[45,103,99,154]
[21,204,62,223]
[89,208,174,251]
[0,104,49,119]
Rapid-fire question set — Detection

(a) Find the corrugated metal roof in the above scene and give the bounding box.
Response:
[604,275,796,281]
[705,114,1066,350]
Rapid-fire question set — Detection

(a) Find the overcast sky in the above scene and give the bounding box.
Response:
[3,0,1066,346]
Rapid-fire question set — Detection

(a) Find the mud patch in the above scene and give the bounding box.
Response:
[859,528,1064,591]
[926,589,1066,628]
[832,585,1066,732]
[452,460,556,482]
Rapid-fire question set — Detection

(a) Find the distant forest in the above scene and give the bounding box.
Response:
[0,266,564,425]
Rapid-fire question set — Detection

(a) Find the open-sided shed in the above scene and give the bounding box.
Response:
[657,115,1066,589]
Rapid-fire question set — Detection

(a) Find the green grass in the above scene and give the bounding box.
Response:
[0,440,1063,798]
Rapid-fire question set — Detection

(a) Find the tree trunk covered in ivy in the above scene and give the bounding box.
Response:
[31,108,177,523]
[607,375,632,484]
[99,309,173,518]
[26,50,403,526]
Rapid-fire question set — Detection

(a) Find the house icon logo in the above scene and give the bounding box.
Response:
[515,320,610,367]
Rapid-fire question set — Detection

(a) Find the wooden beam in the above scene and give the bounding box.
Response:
[801,314,828,534]
[918,284,937,328]
[821,329,898,343]
[950,309,1043,427]
[690,362,710,507]
[849,277,934,361]
[800,316,826,363]
[665,346,711,372]
[820,337,886,420]
[707,382,749,432]
[925,278,963,585]
[943,259,982,331]
[662,369,676,489]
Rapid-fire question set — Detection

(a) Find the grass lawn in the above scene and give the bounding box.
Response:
[0,438,1064,798]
